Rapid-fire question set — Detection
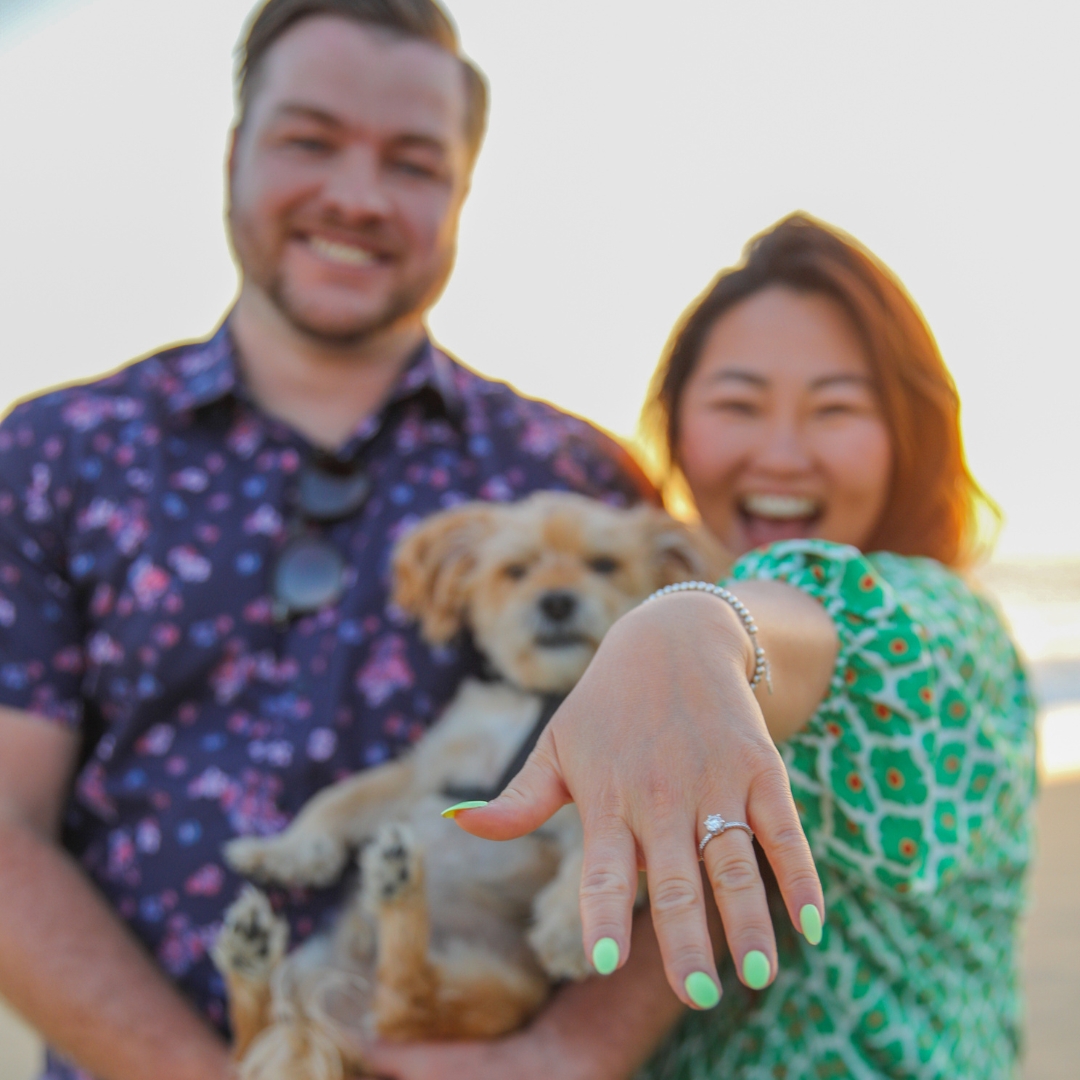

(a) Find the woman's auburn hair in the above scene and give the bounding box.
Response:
[640,212,995,568]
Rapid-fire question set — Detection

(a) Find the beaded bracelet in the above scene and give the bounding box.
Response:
[642,580,773,693]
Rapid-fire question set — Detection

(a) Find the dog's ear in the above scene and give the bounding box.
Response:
[391,503,499,644]
[640,506,733,587]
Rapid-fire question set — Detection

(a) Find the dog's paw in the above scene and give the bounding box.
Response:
[212,885,289,981]
[224,831,348,888]
[527,911,591,981]
[361,823,423,907]
[528,857,590,981]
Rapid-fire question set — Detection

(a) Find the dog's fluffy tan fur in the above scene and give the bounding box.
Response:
[214,492,728,1078]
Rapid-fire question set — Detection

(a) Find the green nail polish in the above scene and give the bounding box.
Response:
[800,904,823,946]
[684,971,721,1009]
[440,800,488,819]
[742,950,771,989]
[592,938,620,975]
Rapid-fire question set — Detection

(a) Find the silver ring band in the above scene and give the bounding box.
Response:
[698,814,754,858]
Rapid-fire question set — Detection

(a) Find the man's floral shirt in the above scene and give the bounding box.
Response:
[0,322,650,1076]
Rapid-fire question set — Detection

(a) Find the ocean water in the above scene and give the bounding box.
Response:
[977,559,1080,781]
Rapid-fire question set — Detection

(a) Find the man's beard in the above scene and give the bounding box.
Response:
[268,272,428,348]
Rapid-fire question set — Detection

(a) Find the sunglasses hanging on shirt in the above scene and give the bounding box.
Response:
[272,454,371,623]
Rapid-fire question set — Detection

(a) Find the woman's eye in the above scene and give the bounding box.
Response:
[503,563,528,581]
[710,400,757,416]
[587,556,621,575]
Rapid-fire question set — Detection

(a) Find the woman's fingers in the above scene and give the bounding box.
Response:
[746,765,826,945]
[444,729,571,841]
[635,817,723,1009]
[576,814,639,976]
[700,822,777,990]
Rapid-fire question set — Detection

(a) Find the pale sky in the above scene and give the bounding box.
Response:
[1,0,1077,557]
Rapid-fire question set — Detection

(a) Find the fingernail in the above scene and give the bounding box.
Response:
[684,971,721,1009]
[440,800,488,819]
[591,938,620,975]
[742,950,771,989]
[800,904,823,946]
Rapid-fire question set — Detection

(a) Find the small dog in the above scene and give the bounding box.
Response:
[213,492,728,1079]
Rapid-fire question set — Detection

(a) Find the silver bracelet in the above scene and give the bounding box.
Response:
[642,581,772,693]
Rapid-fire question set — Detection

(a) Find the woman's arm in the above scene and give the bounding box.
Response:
[452,581,837,1007]
[735,579,839,741]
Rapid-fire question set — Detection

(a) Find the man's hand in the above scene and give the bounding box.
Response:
[361,907,684,1080]
[0,706,234,1080]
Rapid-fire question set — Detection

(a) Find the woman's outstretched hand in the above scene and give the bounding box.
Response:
[448,587,830,1009]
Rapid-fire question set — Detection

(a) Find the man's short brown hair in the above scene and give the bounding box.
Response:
[236,0,488,163]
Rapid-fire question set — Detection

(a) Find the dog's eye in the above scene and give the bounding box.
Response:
[503,563,528,581]
[587,556,621,575]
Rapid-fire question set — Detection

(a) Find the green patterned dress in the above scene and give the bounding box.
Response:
[639,540,1036,1080]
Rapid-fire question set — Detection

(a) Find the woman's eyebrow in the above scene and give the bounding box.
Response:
[703,369,769,388]
[809,374,873,390]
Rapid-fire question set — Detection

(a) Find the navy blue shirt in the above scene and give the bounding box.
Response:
[0,321,651,1076]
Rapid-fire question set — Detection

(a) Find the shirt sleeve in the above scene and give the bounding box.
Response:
[730,539,1036,897]
[0,400,85,727]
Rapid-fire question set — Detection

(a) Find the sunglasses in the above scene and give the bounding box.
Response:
[272,455,371,623]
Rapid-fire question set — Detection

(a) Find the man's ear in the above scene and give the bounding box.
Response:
[391,503,499,644]
[639,506,733,588]
[226,125,240,206]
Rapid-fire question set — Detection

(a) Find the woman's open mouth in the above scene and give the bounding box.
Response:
[738,493,823,547]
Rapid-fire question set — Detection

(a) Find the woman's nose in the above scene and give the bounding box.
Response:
[751,418,813,474]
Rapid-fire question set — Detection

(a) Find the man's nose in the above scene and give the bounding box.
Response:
[322,146,392,220]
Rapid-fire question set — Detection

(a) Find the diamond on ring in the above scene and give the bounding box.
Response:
[699,813,755,858]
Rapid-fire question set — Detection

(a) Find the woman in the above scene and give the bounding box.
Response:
[447,213,1036,1077]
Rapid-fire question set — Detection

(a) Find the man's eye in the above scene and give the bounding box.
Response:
[391,159,438,179]
[287,137,333,153]
[587,556,621,575]
[503,563,528,581]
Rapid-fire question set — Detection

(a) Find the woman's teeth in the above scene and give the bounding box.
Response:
[741,494,820,520]
[308,236,376,267]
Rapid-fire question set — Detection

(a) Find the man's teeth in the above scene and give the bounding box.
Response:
[742,494,820,520]
[308,236,376,267]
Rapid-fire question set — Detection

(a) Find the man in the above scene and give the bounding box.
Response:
[0,2,689,1078]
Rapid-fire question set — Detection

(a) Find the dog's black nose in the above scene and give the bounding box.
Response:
[539,591,577,623]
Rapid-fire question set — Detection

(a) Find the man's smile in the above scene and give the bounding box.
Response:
[303,234,383,269]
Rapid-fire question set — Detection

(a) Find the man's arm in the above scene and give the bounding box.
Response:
[0,706,234,1080]
[361,902,695,1080]
[516,904,690,1078]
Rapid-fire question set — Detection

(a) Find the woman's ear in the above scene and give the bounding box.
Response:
[391,503,499,644]
[641,507,732,587]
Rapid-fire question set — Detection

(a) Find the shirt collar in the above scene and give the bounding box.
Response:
[163,321,238,415]
[164,318,464,429]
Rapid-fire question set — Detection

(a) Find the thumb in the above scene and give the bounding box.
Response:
[444,731,571,840]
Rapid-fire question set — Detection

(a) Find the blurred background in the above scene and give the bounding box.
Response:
[0,1,1077,1077]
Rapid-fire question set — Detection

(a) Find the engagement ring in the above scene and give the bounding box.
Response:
[699,813,754,858]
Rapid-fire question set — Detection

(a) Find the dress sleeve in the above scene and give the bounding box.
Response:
[729,539,1035,897]
[0,400,85,727]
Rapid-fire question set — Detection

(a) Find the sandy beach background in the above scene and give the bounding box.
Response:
[2,558,1079,1080]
